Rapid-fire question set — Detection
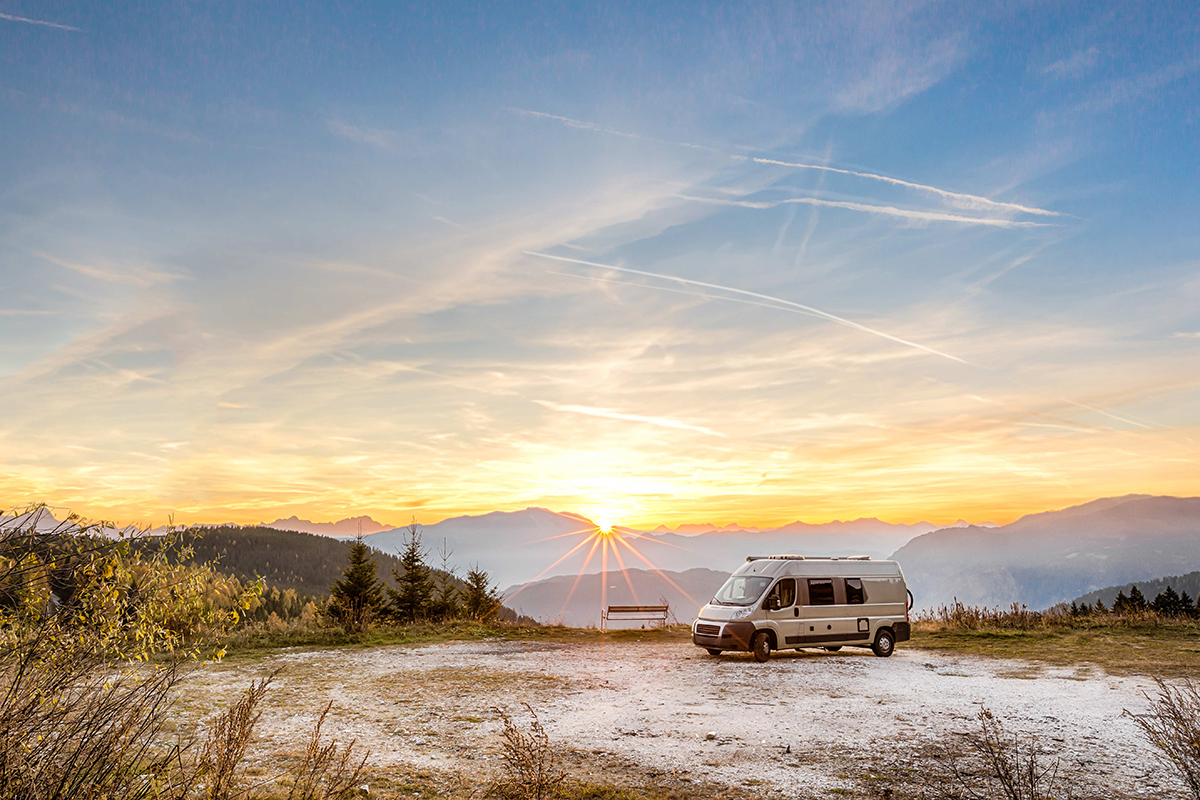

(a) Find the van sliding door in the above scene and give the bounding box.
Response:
[798,577,836,646]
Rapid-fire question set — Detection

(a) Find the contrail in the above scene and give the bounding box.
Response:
[527,251,973,365]
[514,108,1059,218]
[0,11,82,31]
[751,158,1060,217]
[545,270,830,322]
[677,194,1051,229]
[537,252,1166,432]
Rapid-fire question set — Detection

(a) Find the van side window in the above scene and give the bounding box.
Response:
[807,578,835,605]
[845,578,866,604]
[776,578,796,607]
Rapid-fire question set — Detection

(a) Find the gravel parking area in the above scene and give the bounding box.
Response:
[183,640,1165,796]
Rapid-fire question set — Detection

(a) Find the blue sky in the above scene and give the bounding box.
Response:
[1,1,1198,527]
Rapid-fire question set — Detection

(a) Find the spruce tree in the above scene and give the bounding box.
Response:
[1153,586,1182,617]
[1181,591,1197,618]
[463,565,502,620]
[1128,585,1148,612]
[328,536,384,632]
[430,538,461,621]
[389,523,434,622]
[1095,598,1107,614]
[1113,590,1130,614]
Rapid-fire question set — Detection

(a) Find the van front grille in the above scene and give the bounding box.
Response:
[695,623,721,637]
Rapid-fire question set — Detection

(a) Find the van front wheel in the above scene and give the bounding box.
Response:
[872,628,895,658]
[706,648,722,656]
[751,631,772,662]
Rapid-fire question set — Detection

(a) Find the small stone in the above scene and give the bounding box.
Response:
[705,731,716,740]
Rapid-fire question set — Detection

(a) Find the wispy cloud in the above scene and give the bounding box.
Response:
[327,120,390,148]
[36,252,190,288]
[1041,47,1099,79]
[534,400,724,437]
[1075,56,1200,114]
[0,11,82,32]
[0,309,56,317]
[675,193,1051,229]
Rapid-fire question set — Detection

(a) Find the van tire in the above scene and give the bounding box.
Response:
[872,628,896,658]
[751,631,772,662]
[706,648,722,656]
[824,646,842,652]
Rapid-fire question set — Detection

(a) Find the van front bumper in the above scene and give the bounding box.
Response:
[692,620,757,651]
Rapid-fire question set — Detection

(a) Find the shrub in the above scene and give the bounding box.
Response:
[940,708,1079,800]
[1128,678,1200,799]
[489,704,566,800]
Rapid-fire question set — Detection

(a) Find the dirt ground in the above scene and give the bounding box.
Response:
[180,639,1170,797]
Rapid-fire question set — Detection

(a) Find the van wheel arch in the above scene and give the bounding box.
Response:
[872,626,896,658]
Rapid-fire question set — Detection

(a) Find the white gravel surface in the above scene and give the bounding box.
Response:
[184,640,1167,796]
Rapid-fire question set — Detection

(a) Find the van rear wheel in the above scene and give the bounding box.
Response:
[751,631,772,662]
[824,646,842,652]
[706,648,722,656]
[872,628,895,658]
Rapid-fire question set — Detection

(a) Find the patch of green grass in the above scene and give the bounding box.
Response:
[910,618,1200,677]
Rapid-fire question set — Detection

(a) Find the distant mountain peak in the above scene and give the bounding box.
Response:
[265,515,393,536]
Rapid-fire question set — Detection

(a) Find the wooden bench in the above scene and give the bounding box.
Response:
[601,604,669,632]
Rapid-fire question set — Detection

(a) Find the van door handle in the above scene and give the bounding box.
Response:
[793,608,799,617]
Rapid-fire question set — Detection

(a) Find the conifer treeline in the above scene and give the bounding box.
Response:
[328,524,506,631]
[1069,584,1199,618]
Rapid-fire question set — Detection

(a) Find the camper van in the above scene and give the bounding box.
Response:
[691,555,912,662]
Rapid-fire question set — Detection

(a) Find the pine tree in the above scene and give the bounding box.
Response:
[328,536,384,632]
[389,523,434,622]
[429,538,460,621]
[1153,586,1183,617]
[463,564,501,620]
[1182,591,1197,618]
[1094,598,1107,614]
[1128,585,1148,612]
[1113,590,1130,614]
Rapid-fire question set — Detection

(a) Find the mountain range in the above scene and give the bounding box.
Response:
[892,495,1200,609]
[359,509,943,588]
[264,515,393,536]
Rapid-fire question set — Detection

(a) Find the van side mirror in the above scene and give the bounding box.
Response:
[766,597,781,611]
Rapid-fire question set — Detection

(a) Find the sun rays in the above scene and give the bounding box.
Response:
[501,517,700,626]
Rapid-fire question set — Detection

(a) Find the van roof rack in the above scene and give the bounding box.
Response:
[746,554,873,562]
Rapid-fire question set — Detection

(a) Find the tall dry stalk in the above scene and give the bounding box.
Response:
[285,700,367,800]
[489,704,566,800]
[1128,678,1200,799]
[197,674,275,800]
[942,708,1076,800]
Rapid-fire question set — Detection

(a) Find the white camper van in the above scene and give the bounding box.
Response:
[691,555,912,662]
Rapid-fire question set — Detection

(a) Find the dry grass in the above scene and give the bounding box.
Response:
[1127,678,1200,799]
[221,621,692,660]
[490,704,567,800]
[198,674,274,799]
[910,604,1200,677]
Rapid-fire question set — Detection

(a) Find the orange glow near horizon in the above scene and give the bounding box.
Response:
[502,521,700,627]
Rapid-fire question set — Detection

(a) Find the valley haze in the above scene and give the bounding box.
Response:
[244,493,1200,622]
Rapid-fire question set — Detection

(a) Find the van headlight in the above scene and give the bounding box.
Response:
[729,607,753,621]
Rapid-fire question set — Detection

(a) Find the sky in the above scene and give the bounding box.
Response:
[1,1,1198,530]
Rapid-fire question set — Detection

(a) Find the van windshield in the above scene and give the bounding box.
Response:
[711,575,773,606]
